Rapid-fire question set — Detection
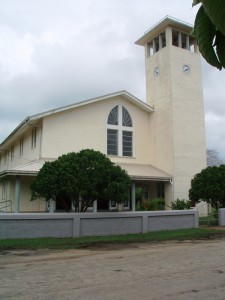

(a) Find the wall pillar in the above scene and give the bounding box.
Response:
[186,34,190,50]
[165,27,172,46]
[152,38,156,54]
[194,41,199,53]
[93,200,97,213]
[71,200,75,212]
[146,43,151,58]
[159,34,163,49]
[178,31,182,48]
[15,176,20,213]
[164,181,173,210]
[49,199,55,213]
[131,182,136,211]
[219,208,225,226]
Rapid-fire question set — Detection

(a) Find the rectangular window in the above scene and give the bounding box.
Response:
[10,145,14,161]
[122,131,132,157]
[31,127,37,149]
[107,129,118,155]
[19,138,24,156]
[110,199,117,208]
[4,151,9,165]
[157,182,165,199]
[123,198,129,208]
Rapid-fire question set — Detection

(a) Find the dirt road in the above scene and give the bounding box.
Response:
[1,239,225,300]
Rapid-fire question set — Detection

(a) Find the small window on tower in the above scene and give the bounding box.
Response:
[150,31,166,56]
[172,30,196,52]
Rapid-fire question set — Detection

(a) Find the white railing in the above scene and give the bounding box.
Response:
[0,200,12,213]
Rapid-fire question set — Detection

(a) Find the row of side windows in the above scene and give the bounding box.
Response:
[0,128,37,166]
[107,105,133,157]
[0,139,23,166]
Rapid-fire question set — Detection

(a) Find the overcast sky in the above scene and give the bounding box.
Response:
[0,0,225,160]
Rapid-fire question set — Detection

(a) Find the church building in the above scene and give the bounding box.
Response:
[0,16,206,213]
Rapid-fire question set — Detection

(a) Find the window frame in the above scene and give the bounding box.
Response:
[107,129,118,156]
[31,127,37,149]
[107,105,134,157]
[10,145,14,161]
[19,138,24,157]
[4,151,9,165]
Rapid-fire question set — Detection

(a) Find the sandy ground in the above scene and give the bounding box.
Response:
[1,239,225,300]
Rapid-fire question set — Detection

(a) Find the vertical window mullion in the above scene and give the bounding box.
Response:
[118,105,123,156]
[118,129,123,156]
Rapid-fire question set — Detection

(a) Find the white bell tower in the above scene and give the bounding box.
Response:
[136,16,207,203]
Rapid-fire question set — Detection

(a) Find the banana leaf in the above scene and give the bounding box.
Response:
[202,0,225,36]
[215,30,225,68]
[193,6,222,70]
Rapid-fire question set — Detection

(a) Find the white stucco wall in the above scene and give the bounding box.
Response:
[0,123,42,172]
[41,95,152,165]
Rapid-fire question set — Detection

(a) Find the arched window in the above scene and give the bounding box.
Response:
[107,105,133,157]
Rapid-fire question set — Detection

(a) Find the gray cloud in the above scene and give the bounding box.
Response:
[0,0,225,162]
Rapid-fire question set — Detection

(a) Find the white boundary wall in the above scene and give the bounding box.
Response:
[0,211,199,240]
[219,208,225,226]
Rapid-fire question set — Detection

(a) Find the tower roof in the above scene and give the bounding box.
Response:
[135,16,193,46]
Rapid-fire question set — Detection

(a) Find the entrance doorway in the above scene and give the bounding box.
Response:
[135,183,149,209]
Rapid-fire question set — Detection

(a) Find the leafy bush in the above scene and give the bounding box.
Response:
[30,149,131,212]
[136,198,165,211]
[189,165,225,209]
[135,202,144,211]
[171,199,192,210]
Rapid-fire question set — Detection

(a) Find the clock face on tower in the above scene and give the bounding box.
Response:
[154,66,160,77]
[183,65,190,74]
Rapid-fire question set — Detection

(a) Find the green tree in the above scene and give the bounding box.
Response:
[189,165,225,209]
[30,149,131,212]
[171,199,192,210]
[192,0,225,70]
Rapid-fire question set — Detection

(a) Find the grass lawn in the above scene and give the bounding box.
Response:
[1,227,225,251]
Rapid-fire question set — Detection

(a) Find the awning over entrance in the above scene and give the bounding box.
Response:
[1,160,172,182]
[0,160,45,178]
[116,163,172,181]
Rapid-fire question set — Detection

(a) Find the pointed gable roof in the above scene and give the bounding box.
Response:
[0,90,153,147]
[30,90,153,121]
